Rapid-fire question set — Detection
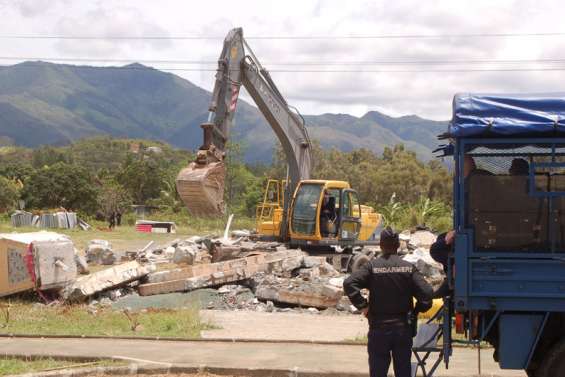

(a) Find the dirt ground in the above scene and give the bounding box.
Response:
[200,309,367,342]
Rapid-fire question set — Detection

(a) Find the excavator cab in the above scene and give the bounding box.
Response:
[286,180,381,248]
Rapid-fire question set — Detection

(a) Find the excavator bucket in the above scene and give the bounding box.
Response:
[176,161,226,217]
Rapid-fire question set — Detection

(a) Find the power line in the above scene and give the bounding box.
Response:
[4,56,565,66]
[1,31,565,40]
[4,61,565,73]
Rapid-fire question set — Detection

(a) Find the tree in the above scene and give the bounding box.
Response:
[21,162,98,214]
[224,143,263,215]
[0,176,20,212]
[117,154,167,204]
[97,180,132,219]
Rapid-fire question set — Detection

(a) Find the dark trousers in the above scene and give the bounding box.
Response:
[367,324,413,377]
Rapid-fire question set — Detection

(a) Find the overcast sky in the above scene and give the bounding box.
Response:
[1,0,565,120]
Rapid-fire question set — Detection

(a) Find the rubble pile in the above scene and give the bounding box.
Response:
[0,228,444,315]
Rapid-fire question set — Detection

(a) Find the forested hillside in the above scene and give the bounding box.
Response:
[0,61,447,162]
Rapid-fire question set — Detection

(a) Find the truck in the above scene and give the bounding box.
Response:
[438,93,565,377]
[176,28,382,269]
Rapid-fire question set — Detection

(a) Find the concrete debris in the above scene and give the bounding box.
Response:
[63,261,156,302]
[74,253,90,275]
[232,229,251,237]
[407,230,437,249]
[1,226,445,316]
[33,240,77,290]
[86,239,115,265]
[255,275,344,309]
[403,247,444,286]
[138,249,304,296]
[173,243,203,264]
[0,232,77,297]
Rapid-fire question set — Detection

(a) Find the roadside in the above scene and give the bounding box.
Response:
[0,300,208,339]
[0,357,124,376]
[0,337,525,377]
[200,309,367,342]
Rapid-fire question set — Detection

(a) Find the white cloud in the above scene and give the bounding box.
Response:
[1,0,565,120]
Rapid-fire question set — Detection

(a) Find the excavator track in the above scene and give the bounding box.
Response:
[176,161,225,217]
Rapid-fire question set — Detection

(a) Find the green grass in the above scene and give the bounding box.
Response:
[0,357,124,375]
[0,301,211,338]
[0,215,256,251]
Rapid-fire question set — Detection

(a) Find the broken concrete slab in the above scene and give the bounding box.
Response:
[34,240,77,290]
[403,248,444,288]
[255,276,343,309]
[74,253,89,275]
[138,249,304,296]
[173,244,200,264]
[63,261,156,302]
[85,239,114,265]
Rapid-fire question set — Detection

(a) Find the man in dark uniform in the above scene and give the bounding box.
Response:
[430,230,454,298]
[344,227,433,377]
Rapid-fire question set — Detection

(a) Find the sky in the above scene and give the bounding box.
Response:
[1,0,565,120]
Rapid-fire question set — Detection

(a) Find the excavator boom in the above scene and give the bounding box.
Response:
[177,28,311,221]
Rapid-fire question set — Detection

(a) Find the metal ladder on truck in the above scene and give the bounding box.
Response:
[411,299,452,377]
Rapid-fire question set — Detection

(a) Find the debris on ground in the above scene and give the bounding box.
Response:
[86,239,116,265]
[138,249,304,296]
[63,261,156,302]
[0,227,445,316]
[0,231,77,297]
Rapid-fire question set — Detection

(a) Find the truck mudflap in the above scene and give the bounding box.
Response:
[498,313,548,369]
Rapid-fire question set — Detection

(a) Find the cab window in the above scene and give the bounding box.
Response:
[291,184,323,236]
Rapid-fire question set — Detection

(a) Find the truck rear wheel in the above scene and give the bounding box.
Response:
[535,339,565,377]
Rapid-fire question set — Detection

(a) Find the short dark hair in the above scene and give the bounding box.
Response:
[380,226,399,243]
[380,227,400,254]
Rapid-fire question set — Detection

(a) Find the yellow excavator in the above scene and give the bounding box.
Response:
[176,28,383,267]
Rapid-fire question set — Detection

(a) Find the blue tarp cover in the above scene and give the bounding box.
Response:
[449,93,565,137]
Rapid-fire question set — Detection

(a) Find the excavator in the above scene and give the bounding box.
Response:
[176,28,383,269]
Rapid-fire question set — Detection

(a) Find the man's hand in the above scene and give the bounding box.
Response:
[361,307,369,318]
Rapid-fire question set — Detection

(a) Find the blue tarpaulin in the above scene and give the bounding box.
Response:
[448,93,565,137]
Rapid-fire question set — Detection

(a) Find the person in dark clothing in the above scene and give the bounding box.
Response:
[344,227,433,377]
[108,212,116,230]
[509,158,529,175]
[430,230,455,298]
[320,191,337,237]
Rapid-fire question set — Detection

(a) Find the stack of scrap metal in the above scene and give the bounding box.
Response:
[27,212,79,229]
[10,211,33,227]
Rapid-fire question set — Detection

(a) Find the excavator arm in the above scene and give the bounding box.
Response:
[176,28,312,226]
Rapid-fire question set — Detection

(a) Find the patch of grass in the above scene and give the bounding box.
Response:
[0,301,211,338]
[0,357,124,375]
[347,334,368,344]
[0,214,256,251]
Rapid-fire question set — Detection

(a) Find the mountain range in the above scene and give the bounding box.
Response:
[0,61,448,162]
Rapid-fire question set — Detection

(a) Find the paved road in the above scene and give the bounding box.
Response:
[200,310,368,342]
[0,337,525,377]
